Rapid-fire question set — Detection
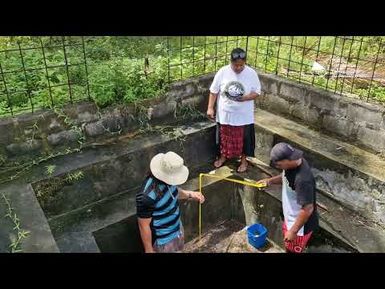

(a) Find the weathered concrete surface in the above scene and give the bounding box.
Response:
[0,184,59,253]
[32,122,216,220]
[0,118,217,252]
[0,74,213,168]
[55,232,100,253]
[33,122,215,252]
[254,109,385,225]
[257,71,385,155]
[181,170,246,242]
[93,215,143,253]
[247,158,385,252]
[183,165,358,253]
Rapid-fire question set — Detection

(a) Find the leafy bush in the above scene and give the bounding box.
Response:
[1,36,385,117]
[88,53,168,107]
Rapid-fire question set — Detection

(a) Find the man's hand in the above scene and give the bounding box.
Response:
[207,107,215,120]
[256,178,270,187]
[239,92,258,102]
[190,191,205,203]
[284,229,297,242]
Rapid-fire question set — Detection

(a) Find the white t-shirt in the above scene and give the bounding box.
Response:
[209,65,261,126]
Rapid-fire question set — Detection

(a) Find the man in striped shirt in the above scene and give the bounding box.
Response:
[136,152,205,253]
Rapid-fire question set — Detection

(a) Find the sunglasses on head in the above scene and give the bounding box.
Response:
[231,51,246,59]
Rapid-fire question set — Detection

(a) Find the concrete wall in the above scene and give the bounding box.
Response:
[2,69,385,164]
[257,72,385,155]
[0,74,213,166]
[32,123,217,224]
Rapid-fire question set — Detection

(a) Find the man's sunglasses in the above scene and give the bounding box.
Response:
[231,51,246,59]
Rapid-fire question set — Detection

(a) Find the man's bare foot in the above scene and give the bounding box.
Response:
[214,156,226,168]
[237,160,248,173]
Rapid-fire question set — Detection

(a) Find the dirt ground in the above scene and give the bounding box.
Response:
[183,220,284,253]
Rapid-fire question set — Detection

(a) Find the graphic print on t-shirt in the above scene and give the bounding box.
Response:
[223,81,245,101]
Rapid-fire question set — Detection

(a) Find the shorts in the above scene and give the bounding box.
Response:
[282,222,313,253]
[153,227,185,253]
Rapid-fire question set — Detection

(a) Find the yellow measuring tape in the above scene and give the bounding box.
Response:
[198,173,267,240]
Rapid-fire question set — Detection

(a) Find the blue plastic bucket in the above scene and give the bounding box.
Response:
[247,223,268,249]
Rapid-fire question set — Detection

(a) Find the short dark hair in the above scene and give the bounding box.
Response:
[230,48,246,61]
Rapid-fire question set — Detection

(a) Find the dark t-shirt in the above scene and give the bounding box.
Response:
[284,158,319,234]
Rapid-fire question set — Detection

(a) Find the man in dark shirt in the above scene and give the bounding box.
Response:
[256,142,319,253]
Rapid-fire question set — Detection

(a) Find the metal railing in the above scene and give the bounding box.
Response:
[247,36,385,101]
[1,36,384,117]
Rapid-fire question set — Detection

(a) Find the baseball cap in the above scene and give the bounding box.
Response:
[270,142,303,166]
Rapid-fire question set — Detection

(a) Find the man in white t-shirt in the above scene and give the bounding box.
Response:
[207,48,261,173]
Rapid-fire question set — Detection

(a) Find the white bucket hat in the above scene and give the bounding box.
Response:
[150,151,189,186]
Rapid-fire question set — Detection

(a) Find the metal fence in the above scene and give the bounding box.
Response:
[1,36,384,117]
[0,37,91,116]
[246,36,385,101]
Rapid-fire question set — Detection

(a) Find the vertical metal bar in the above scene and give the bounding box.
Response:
[367,38,382,100]
[287,36,294,78]
[180,36,183,80]
[299,36,307,83]
[18,42,34,113]
[275,36,282,75]
[264,37,270,72]
[311,36,322,86]
[203,36,207,73]
[334,36,346,93]
[167,36,171,83]
[340,36,354,95]
[214,36,218,71]
[81,36,91,100]
[350,37,364,94]
[192,36,195,76]
[62,36,73,104]
[40,38,54,107]
[255,36,259,68]
[0,62,13,116]
[245,36,249,64]
[225,36,229,64]
[325,36,337,91]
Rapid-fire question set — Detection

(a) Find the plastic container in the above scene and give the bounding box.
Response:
[247,223,268,249]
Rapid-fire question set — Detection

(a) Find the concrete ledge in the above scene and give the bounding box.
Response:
[256,70,385,155]
[247,158,385,252]
[254,109,385,224]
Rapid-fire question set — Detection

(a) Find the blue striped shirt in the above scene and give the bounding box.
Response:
[136,177,182,246]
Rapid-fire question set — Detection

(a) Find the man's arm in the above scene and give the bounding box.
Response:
[240,91,259,101]
[177,187,205,203]
[137,217,154,253]
[256,173,283,186]
[207,92,218,119]
[284,204,314,241]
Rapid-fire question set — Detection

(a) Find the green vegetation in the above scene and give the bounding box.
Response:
[65,170,84,184]
[1,36,384,118]
[45,164,56,176]
[1,193,30,252]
